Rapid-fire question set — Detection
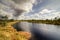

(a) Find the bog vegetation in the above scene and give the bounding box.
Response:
[0,15,60,40]
[0,16,31,40]
[21,17,60,25]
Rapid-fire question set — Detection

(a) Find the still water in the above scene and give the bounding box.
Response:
[14,22,60,40]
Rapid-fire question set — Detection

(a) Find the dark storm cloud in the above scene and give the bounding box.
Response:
[12,0,29,4]
[13,8,25,17]
[0,0,36,19]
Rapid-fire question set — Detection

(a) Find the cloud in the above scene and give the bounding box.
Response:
[38,9,60,19]
[0,0,36,19]
[19,0,60,20]
[34,0,42,5]
[20,9,60,20]
[0,0,60,20]
[39,9,55,14]
[37,9,60,19]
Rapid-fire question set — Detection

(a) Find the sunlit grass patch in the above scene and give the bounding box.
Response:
[0,20,31,40]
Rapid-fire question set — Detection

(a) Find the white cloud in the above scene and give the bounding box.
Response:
[39,9,55,14]
[0,0,60,20]
[0,9,13,19]
[39,9,60,19]
[0,0,36,19]
[20,9,60,20]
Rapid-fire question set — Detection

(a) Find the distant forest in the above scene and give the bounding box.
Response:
[21,17,60,25]
[0,15,60,26]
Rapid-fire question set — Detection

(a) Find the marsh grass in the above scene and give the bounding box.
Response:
[0,20,31,40]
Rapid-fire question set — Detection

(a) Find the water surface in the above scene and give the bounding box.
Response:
[14,22,60,40]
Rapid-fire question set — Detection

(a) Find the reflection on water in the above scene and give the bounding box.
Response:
[19,22,32,32]
[13,22,60,40]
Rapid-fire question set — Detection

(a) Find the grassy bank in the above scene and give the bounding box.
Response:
[0,20,31,40]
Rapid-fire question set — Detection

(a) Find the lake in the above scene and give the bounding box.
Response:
[13,22,60,40]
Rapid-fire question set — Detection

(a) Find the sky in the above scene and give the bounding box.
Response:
[0,0,60,20]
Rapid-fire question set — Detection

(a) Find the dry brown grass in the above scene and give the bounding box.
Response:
[0,21,31,40]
